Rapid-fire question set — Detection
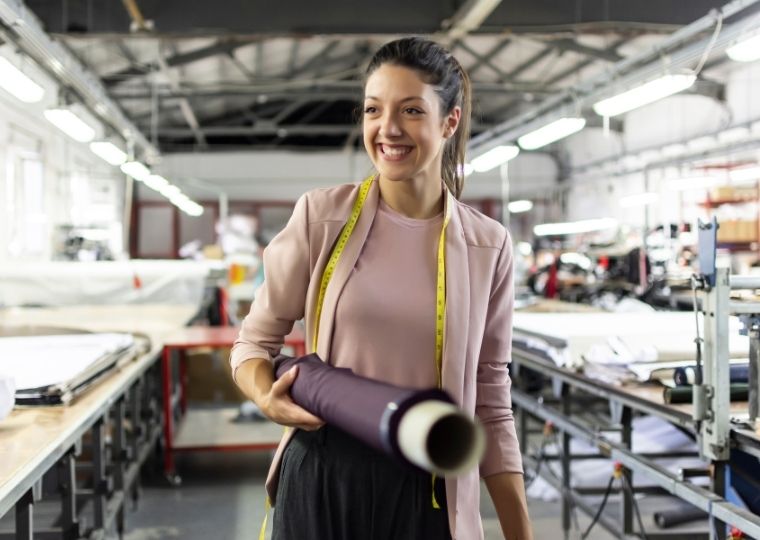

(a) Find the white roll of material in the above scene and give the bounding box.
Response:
[397,399,485,476]
[0,375,15,421]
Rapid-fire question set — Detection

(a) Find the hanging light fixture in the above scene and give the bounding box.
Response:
[89,141,127,166]
[470,145,520,172]
[593,74,696,117]
[518,117,586,150]
[44,108,96,142]
[0,56,45,103]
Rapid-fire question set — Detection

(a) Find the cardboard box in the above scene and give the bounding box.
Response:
[710,186,758,201]
[185,348,247,403]
[716,220,758,243]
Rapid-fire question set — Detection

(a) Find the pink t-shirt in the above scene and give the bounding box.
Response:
[330,198,443,389]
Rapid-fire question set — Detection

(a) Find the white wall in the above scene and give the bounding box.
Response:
[558,58,760,231]
[0,87,125,263]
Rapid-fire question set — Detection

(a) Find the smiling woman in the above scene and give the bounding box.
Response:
[231,36,531,540]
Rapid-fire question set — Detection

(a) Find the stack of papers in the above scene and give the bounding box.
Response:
[0,375,14,420]
[0,333,135,405]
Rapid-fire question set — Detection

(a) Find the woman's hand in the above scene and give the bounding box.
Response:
[235,359,324,431]
[260,365,325,431]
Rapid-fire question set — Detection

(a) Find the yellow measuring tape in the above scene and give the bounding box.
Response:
[260,177,452,538]
[312,176,375,353]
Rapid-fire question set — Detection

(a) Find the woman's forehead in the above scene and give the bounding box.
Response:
[364,64,437,101]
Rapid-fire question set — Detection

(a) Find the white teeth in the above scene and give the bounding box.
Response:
[382,145,411,156]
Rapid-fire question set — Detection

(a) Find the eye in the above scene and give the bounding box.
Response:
[404,107,424,115]
[364,106,378,114]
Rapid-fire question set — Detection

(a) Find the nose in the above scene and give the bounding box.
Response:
[379,111,402,138]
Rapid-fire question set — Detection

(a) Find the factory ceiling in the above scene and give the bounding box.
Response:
[20,0,737,153]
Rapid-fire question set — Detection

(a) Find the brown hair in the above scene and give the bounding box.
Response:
[364,37,472,199]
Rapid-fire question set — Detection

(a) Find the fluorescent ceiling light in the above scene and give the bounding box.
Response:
[0,57,44,103]
[143,174,169,191]
[619,192,660,208]
[534,217,618,236]
[665,176,723,191]
[170,193,190,206]
[727,32,760,62]
[471,145,519,172]
[160,184,181,198]
[518,117,586,150]
[508,200,533,213]
[120,161,151,181]
[593,74,696,117]
[44,108,96,142]
[180,201,204,217]
[89,141,127,166]
[729,165,760,184]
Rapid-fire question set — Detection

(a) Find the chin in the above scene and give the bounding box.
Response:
[376,168,416,182]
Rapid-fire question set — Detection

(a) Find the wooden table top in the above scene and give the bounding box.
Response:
[0,304,199,516]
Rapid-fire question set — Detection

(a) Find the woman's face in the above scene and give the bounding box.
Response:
[363,64,460,185]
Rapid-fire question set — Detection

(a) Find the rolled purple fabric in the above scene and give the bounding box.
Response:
[274,354,484,475]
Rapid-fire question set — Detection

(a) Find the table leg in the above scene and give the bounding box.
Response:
[162,347,175,479]
[180,350,188,415]
[14,489,33,540]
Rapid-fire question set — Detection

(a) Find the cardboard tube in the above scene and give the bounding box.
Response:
[274,354,485,475]
[397,399,485,475]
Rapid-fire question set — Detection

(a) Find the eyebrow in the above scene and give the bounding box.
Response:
[364,96,428,104]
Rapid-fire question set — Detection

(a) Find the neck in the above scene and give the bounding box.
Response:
[378,175,444,219]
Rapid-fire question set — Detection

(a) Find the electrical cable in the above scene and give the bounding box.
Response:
[693,12,723,76]
[621,471,650,540]
[580,475,615,539]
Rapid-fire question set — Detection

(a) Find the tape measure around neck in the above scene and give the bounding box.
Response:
[312,176,452,391]
[312,176,374,354]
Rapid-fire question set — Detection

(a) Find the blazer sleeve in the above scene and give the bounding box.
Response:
[476,230,524,477]
[230,193,311,383]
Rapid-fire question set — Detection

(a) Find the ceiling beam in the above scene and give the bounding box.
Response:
[500,45,555,82]
[103,38,254,86]
[138,122,497,138]
[466,38,512,77]
[549,38,624,63]
[110,79,554,101]
[155,42,206,146]
[455,40,510,80]
[443,0,503,38]
[287,40,340,78]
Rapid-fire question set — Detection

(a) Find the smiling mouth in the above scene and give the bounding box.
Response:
[379,144,413,157]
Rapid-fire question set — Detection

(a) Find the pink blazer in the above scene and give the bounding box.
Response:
[231,180,522,540]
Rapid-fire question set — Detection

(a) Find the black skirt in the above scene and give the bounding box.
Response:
[272,425,452,540]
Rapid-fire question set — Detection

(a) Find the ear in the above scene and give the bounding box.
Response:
[443,106,462,139]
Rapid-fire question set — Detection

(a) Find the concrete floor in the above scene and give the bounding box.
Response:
[118,451,623,540]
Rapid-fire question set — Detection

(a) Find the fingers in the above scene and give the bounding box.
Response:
[279,401,325,430]
[266,365,325,430]
[271,365,298,396]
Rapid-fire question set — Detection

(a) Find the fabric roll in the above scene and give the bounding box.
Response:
[273,354,483,475]
[673,364,749,386]
[663,383,749,404]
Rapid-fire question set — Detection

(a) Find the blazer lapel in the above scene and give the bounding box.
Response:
[442,194,469,534]
[315,179,380,360]
[442,194,469,399]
